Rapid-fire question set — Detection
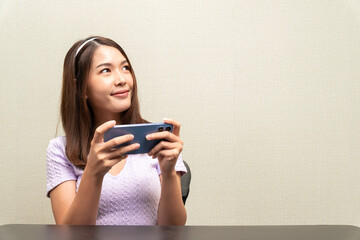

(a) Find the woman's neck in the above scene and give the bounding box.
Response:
[94,112,122,128]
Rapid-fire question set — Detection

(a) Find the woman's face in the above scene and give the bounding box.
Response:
[86,45,133,121]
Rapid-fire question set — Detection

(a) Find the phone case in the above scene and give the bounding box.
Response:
[103,123,173,155]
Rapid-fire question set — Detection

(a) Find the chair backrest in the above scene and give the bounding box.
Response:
[181,160,191,204]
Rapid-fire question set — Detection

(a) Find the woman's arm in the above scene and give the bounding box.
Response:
[147,118,187,225]
[157,172,187,225]
[49,120,140,225]
[50,170,103,225]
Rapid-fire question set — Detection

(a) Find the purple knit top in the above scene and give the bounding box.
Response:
[46,136,187,225]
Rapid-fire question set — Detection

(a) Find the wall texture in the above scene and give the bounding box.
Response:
[0,0,359,226]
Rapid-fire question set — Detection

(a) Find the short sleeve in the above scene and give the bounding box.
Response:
[155,153,187,176]
[46,137,77,197]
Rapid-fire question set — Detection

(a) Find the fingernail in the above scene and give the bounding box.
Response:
[146,135,151,140]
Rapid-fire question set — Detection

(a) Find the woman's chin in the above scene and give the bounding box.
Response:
[114,104,131,113]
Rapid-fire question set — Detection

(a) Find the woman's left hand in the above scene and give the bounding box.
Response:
[146,118,183,176]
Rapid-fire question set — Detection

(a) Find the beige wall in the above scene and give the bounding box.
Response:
[1,0,359,226]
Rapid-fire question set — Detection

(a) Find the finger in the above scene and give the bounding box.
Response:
[148,141,177,157]
[108,143,140,159]
[163,118,181,136]
[103,134,134,149]
[154,149,179,161]
[92,120,116,143]
[106,155,128,166]
[146,131,179,142]
[109,154,128,162]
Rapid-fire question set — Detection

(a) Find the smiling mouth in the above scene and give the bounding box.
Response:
[111,90,130,97]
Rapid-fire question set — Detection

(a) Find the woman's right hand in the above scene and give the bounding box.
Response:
[85,120,140,178]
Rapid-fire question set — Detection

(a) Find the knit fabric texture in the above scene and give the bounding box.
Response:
[46,136,187,225]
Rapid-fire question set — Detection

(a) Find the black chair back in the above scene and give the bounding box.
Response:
[181,161,191,204]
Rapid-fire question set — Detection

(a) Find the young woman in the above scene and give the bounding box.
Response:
[46,36,187,225]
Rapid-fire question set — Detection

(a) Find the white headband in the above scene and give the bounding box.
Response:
[75,37,97,57]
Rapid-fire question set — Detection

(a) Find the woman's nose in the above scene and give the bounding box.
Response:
[114,71,126,86]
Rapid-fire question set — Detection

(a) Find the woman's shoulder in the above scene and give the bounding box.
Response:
[46,136,81,172]
[48,136,66,149]
[47,136,67,159]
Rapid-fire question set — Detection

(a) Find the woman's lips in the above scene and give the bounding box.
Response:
[111,90,129,98]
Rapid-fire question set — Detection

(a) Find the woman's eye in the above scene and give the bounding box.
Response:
[100,68,110,73]
[122,65,130,71]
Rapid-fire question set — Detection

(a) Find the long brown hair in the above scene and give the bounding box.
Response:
[61,36,147,169]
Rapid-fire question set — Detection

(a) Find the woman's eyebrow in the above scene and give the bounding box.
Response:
[96,60,128,68]
[96,63,112,68]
